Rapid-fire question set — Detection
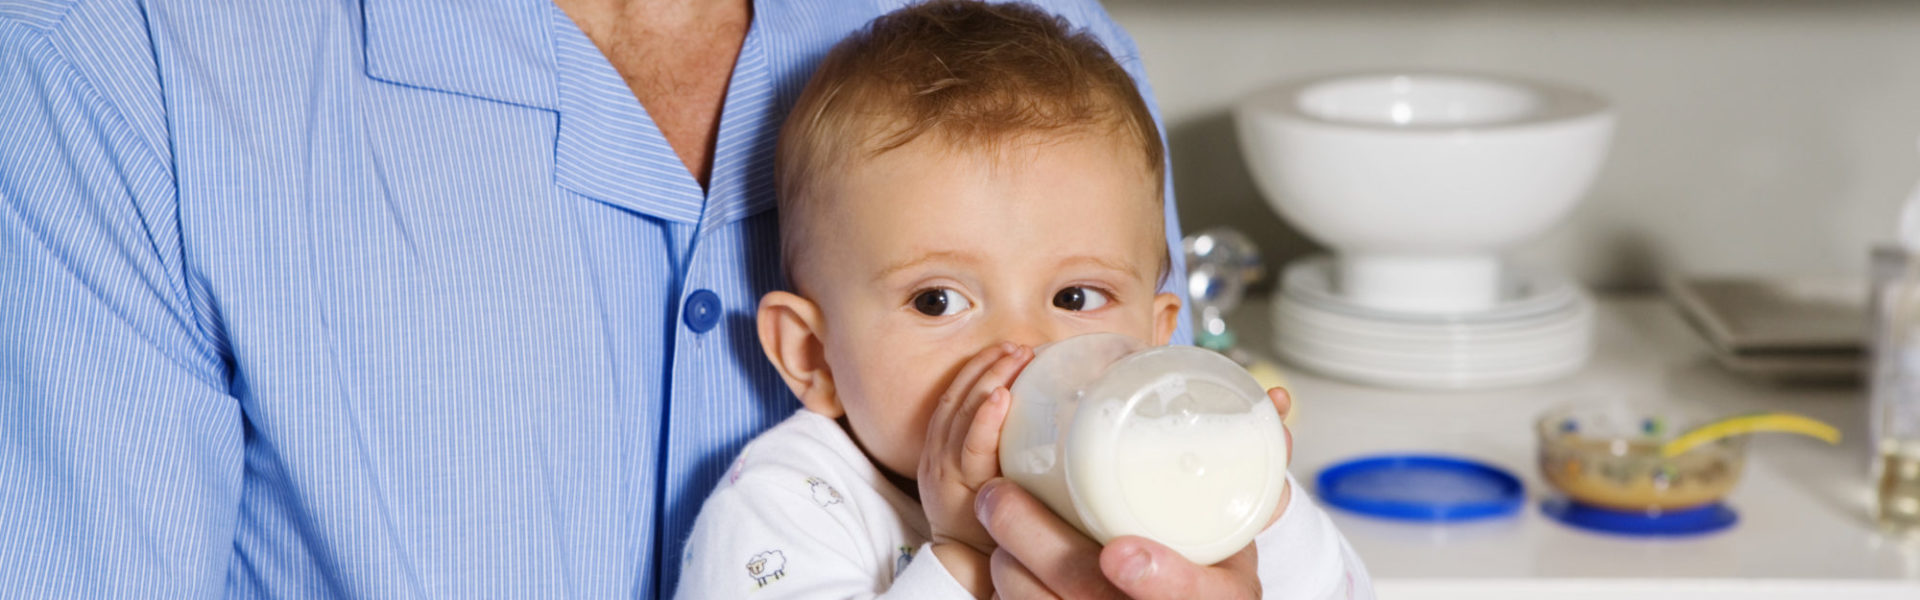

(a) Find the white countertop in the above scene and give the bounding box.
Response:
[1226,293,1920,598]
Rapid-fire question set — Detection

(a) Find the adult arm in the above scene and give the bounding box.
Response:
[0,17,243,598]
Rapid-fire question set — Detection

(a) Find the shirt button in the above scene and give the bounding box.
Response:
[684,289,722,333]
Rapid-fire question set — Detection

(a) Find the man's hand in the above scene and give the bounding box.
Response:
[977,479,1264,599]
[979,386,1296,599]
[921,342,1033,598]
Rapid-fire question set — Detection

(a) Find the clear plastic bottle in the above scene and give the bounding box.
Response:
[998,333,1289,564]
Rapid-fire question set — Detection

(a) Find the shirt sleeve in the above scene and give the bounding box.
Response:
[0,17,244,599]
[1254,475,1377,600]
[673,471,974,600]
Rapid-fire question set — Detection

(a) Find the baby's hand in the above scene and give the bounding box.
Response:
[920,342,1032,594]
[1265,386,1296,528]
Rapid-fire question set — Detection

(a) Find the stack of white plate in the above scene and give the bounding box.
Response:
[1274,255,1594,390]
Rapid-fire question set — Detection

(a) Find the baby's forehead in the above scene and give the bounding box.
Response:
[798,138,1169,274]
[825,130,1162,218]
[907,126,1148,167]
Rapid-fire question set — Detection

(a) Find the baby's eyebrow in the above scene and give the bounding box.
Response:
[1056,255,1142,277]
[872,250,979,283]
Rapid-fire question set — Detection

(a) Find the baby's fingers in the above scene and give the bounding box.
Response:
[949,343,1018,407]
[950,347,1032,452]
[970,346,1032,406]
[1266,387,1294,468]
[1265,387,1292,419]
[960,388,1011,485]
[932,343,1016,444]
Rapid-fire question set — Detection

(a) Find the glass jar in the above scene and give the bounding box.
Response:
[1869,246,1920,533]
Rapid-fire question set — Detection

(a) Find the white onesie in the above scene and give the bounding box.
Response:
[673,409,1374,599]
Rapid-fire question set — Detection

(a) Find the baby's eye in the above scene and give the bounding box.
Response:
[1052,286,1110,312]
[911,288,972,317]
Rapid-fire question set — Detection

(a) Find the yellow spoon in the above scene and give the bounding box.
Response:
[1660,412,1841,458]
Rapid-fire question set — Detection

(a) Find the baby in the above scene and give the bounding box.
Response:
[675,1,1370,598]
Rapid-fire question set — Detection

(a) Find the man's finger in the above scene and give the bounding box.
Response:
[990,547,1063,600]
[976,478,1119,597]
[1100,535,1260,600]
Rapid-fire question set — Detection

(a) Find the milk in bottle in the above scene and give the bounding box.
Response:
[999,333,1289,564]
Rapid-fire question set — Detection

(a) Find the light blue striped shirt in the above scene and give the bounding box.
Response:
[0,0,1189,597]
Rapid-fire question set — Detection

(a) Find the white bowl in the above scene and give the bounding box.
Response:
[1236,71,1614,314]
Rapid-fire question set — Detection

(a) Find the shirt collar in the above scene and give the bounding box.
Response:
[361,0,779,225]
[362,0,560,110]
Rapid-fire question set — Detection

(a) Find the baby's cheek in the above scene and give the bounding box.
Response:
[901,391,940,450]
[863,416,925,479]
[1073,309,1157,342]
[878,373,944,472]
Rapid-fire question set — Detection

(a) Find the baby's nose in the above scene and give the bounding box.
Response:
[992,312,1060,350]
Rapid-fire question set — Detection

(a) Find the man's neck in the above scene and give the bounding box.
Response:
[554,0,752,189]
[556,0,742,34]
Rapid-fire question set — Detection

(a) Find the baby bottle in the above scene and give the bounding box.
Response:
[998,333,1288,565]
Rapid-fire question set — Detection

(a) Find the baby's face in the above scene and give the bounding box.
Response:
[802,132,1178,480]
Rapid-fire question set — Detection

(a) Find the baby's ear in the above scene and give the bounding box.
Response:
[1151,291,1181,346]
[757,291,841,417]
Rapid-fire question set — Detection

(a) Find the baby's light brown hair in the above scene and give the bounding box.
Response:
[774,0,1165,288]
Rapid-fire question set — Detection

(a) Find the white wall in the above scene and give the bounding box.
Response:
[1108,0,1920,289]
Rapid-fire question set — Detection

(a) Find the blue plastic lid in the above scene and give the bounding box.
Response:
[1540,497,1737,536]
[1315,454,1524,522]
